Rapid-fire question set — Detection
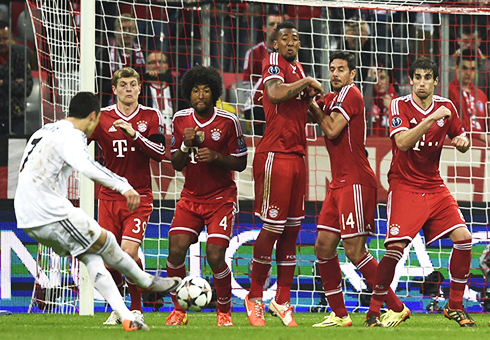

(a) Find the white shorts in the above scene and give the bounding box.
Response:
[25,208,102,258]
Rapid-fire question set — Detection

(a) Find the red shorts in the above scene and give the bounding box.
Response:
[253,152,306,224]
[170,199,236,248]
[317,185,376,239]
[386,188,467,245]
[98,199,153,244]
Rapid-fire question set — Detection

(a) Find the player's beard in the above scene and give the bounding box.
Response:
[283,54,296,63]
[194,101,213,116]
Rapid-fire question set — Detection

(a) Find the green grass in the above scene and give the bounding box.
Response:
[1,312,489,340]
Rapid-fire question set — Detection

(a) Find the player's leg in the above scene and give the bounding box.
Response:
[205,202,236,326]
[365,190,422,327]
[423,191,475,327]
[247,153,293,326]
[25,218,150,332]
[313,189,350,327]
[249,154,288,301]
[97,200,125,302]
[339,185,408,327]
[444,226,474,327]
[267,156,305,327]
[165,199,203,325]
[119,201,153,316]
[79,253,148,330]
[92,229,180,292]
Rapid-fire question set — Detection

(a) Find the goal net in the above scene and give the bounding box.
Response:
[26,0,490,314]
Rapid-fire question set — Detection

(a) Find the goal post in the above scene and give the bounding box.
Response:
[26,0,490,315]
[78,0,96,316]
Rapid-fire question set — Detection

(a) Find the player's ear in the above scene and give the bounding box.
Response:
[88,111,97,121]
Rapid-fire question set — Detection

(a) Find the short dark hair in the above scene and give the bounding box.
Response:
[274,21,297,40]
[456,48,478,66]
[181,65,223,105]
[329,51,356,71]
[409,57,439,80]
[68,92,100,119]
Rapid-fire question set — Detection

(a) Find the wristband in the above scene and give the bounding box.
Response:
[180,141,189,153]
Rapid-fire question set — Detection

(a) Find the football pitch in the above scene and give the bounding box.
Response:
[1,312,489,340]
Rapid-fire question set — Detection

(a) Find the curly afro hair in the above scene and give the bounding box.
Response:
[181,65,223,106]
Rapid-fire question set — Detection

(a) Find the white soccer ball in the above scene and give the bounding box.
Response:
[176,276,213,311]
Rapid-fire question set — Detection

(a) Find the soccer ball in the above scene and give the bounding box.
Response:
[176,276,212,311]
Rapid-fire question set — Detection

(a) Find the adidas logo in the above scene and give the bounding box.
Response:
[410,118,417,124]
[108,125,117,132]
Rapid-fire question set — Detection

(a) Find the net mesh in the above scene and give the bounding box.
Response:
[26,0,490,314]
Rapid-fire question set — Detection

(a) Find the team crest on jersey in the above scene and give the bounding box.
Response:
[436,118,445,127]
[391,116,402,128]
[211,128,222,141]
[268,65,280,75]
[196,131,205,144]
[389,224,400,236]
[268,205,280,219]
[136,120,148,133]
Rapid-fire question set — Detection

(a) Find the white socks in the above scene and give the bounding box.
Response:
[80,253,134,322]
[97,232,153,288]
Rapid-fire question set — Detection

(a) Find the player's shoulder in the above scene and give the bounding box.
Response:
[433,95,452,104]
[215,108,241,124]
[392,94,411,105]
[137,104,162,116]
[173,108,193,119]
[433,95,457,111]
[338,83,362,101]
[101,104,117,113]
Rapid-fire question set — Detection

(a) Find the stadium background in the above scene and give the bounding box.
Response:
[0,0,490,315]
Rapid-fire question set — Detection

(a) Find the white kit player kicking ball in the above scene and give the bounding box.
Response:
[165,65,247,327]
[14,92,181,332]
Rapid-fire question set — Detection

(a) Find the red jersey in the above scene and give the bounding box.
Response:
[90,104,165,202]
[321,84,377,189]
[256,52,309,156]
[448,77,488,140]
[171,107,248,203]
[243,41,273,110]
[388,94,466,192]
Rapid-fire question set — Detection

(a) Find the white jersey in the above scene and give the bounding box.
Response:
[14,120,133,229]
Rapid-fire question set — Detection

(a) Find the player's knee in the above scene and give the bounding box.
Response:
[314,234,337,258]
[344,246,366,264]
[168,235,191,261]
[206,243,226,270]
[101,230,118,251]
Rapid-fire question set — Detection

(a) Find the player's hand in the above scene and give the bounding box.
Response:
[123,189,140,212]
[305,77,324,97]
[113,119,136,138]
[183,126,198,147]
[196,147,219,163]
[431,106,451,122]
[452,135,470,153]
